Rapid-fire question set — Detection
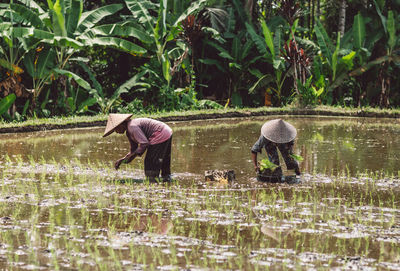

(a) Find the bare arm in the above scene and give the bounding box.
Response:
[115,152,138,170]
[115,135,139,170]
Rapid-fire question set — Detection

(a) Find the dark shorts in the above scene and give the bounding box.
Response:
[144,136,172,181]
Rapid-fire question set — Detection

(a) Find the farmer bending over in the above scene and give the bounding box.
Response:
[251,119,301,181]
[103,114,173,182]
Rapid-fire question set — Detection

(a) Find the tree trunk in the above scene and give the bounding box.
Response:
[379,65,390,108]
[308,0,312,38]
[310,0,315,38]
[338,0,347,37]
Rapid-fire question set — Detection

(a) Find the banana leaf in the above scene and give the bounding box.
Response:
[349,55,400,76]
[314,19,334,65]
[66,0,82,36]
[373,0,387,34]
[125,0,157,30]
[161,52,171,83]
[78,62,103,96]
[23,48,56,78]
[0,94,16,116]
[332,34,340,81]
[173,0,207,26]
[261,20,274,56]
[22,100,30,117]
[77,4,123,33]
[116,70,149,94]
[16,0,44,13]
[90,24,152,44]
[10,28,61,42]
[240,39,254,62]
[232,36,240,61]
[84,37,146,54]
[246,22,269,56]
[77,98,97,114]
[0,58,13,71]
[387,11,396,51]
[53,68,91,90]
[52,36,84,48]
[353,13,365,50]
[49,0,68,37]
[198,58,226,73]
[10,3,44,28]
[248,73,273,94]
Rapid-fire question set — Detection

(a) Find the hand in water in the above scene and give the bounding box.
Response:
[115,159,124,170]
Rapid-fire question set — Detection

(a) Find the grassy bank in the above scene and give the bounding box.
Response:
[0,105,399,134]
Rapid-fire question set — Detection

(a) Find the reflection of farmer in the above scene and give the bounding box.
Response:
[103,114,173,182]
[251,119,301,180]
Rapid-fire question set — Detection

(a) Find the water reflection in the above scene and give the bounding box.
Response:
[0,116,399,179]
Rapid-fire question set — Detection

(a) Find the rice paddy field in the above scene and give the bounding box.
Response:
[0,116,399,270]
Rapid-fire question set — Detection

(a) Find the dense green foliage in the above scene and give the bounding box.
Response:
[0,0,399,120]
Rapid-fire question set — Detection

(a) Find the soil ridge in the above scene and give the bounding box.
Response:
[0,108,398,134]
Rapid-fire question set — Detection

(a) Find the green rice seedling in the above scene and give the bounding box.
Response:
[37,155,46,166]
[4,153,12,164]
[48,156,57,166]
[72,157,81,167]
[259,158,279,172]
[27,154,36,167]
[107,246,122,271]
[62,157,71,169]
[290,154,304,162]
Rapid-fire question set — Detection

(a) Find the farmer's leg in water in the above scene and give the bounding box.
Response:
[160,136,172,182]
[144,138,172,182]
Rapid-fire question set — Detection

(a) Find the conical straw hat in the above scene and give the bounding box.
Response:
[103,113,133,137]
[261,119,297,143]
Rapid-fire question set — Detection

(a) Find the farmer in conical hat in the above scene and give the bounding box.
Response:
[251,119,301,180]
[103,114,173,182]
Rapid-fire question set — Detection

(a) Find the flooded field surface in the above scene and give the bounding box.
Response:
[0,116,399,270]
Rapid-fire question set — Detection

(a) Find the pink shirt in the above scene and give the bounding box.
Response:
[126,118,172,155]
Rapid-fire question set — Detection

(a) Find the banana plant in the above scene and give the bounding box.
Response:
[124,0,206,85]
[0,19,28,76]
[121,0,208,110]
[10,0,147,63]
[247,19,288,105]
[200,32,256,107]
[0,2,41,115]
[314,19,356,101]
[350,11,400,71]
[349,5,399,107]
[6,0,148,114]
[79,63,130,114]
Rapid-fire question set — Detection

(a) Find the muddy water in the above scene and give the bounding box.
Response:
[0,116,399,270]
[0,116,399,178]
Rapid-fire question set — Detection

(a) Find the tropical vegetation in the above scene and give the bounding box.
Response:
[0,0,399,121]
